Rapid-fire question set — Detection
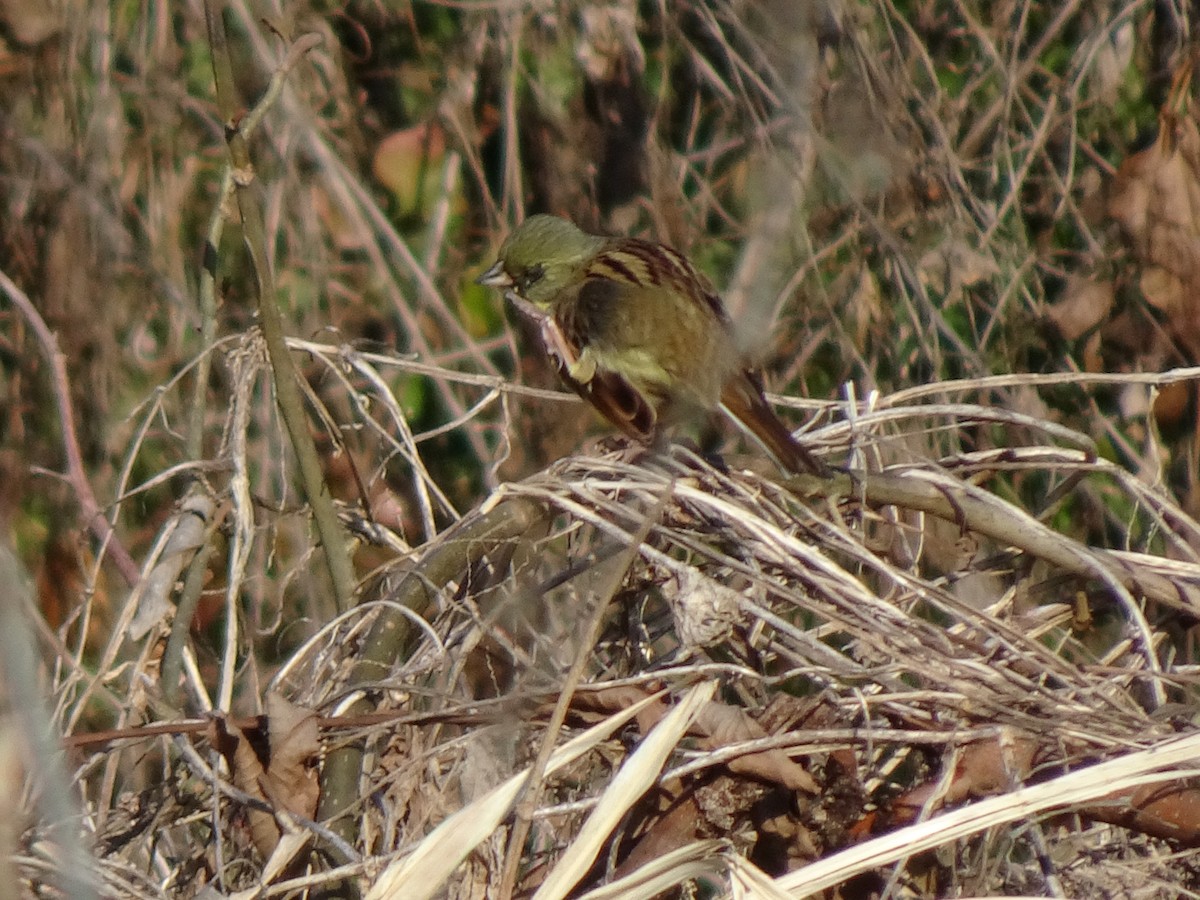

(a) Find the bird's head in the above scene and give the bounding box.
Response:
[476,215,605,308]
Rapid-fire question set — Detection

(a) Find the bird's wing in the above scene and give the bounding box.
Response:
[506,289,657,443]
[542,314,658,443]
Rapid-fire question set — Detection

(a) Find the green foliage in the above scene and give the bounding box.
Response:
[458,278,505,338]
[395,374,434,424]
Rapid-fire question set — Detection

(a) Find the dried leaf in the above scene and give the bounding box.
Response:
[260,693,320,822]
[210,694,320,860]
[0,0,65,49]
[1047,277,1114,342]
[694,702,820,795]
[1109,73,1200,358]
[372,122,447,212]
[883,732,1041,826]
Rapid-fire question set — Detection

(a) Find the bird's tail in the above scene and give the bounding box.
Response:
[720,372,825,475]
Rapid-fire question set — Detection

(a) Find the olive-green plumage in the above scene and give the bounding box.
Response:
[477,214,823,475]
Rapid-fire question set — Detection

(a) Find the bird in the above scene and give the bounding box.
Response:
[476,214,825,475]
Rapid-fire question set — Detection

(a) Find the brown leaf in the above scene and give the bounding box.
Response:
[572,688,821,795]
[693,702,820,795]
[1047,277,1114,342]
[610,783,706,880]
[210,714,275,858]
[210,695,321,859]
[1109,69,1200,359]
[571,685,671,737]
[372,122,446,212]
[0,0,64,46]
[260,693,321,821]
[883,733,1039,827]
[1088,779,1200,845]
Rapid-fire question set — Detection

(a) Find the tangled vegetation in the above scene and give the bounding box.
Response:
[3,0,1200,897]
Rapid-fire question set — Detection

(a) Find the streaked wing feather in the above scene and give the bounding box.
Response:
[593,239,730,326]
[540,312,657,443]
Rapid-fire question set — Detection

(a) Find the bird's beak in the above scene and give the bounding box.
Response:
[475,260,513,288]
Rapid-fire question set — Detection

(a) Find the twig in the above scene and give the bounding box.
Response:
[203,3,356,613]
[0,267,140,587]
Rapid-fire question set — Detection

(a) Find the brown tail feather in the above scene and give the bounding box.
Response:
[720,372,825,475]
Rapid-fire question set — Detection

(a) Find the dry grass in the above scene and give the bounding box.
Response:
[2,0,1200,897]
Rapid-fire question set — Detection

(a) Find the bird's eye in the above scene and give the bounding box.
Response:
[516,264,545,293]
